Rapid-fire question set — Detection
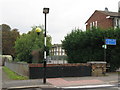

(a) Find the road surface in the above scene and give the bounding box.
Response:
[5,85,119,90]
[6,87,119,90]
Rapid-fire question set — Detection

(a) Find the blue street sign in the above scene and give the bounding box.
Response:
[105,39,116,45]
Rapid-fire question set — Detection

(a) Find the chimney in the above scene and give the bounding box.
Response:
[118,1,120,12]
[105,7,109,12]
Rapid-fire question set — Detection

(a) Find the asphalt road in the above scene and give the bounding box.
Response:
[6,86,119,90]
[4,84,119,90]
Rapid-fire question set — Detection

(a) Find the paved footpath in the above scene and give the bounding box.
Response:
[47,78,104,87]
[2,72,119,89]
[47,73,118,88]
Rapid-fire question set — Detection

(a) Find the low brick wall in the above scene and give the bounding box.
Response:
[29,63,92,79]
[5,62,29,77]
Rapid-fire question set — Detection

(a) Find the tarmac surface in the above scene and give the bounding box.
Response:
[3,86,119,90]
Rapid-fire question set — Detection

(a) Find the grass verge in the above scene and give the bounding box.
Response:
[3,66,28,80]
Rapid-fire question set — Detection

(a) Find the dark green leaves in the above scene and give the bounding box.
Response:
[62,28,120,71]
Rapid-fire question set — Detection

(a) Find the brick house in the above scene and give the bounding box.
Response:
[85,8,120,30]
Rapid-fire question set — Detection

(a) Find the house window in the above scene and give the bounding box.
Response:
[95,21,97,28]
[117,19,120,28]
[119,19,120,27]
[90,23,92,30]
[116,19,118,27]
[114,18,120,28]
[93,22,95,26]
[90,21,96,30]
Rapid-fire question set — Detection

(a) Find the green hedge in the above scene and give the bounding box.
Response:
[62,28,120,71]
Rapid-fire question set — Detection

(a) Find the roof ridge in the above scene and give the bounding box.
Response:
[85,10,120,23]
[96,10,118,13]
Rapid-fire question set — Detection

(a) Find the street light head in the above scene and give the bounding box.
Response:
[36,27,42,32]
[35,27,42,35]
[43,8,49,14]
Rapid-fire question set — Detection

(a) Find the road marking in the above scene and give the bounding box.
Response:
[8,85,54,89]
[112,87,119,89]
[61,84,115,89]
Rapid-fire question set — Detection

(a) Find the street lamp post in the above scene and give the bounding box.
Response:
[43,8,49,84]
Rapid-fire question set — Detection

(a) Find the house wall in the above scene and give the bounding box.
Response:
[86,11,114,30]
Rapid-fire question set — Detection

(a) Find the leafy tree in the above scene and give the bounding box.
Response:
[14,26,52,63]
[1,24,11,31]
[62,28,120,71]
[1,24,20,58]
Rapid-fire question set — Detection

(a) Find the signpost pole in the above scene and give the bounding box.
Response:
[104,39,116,61]
[104,45,107,61]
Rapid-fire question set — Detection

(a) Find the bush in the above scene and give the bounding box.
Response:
[62,28,120,71]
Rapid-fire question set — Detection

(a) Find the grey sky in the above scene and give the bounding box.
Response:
[1,0,119,44]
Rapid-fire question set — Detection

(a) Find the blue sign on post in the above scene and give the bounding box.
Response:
[105,39,116,45]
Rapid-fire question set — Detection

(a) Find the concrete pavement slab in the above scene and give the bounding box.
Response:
[2,79,51,89]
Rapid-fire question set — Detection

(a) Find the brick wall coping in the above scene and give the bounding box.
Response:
[29,63,91,67]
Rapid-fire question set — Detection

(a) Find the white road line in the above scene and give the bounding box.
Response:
[112,87,119,89]
[62,84,115,89]
[8,85,53,89]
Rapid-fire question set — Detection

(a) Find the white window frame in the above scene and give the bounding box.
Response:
[114,18,120,28]
[95,21,97,28]
[117,19,120,28]
[92,22,95,26]
[90,23,92,30]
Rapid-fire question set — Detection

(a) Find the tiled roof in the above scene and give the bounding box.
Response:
[97,10,120,17]
[85,10,120,23]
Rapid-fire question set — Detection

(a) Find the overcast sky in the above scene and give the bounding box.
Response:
[0,0,119,44]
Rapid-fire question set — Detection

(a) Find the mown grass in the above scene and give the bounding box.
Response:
[3,66,28,80]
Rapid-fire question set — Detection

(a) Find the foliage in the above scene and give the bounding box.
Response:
[3,66,28,80]
[1,24,20,58]
[14,26,52,63]
[62,28,120,71]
